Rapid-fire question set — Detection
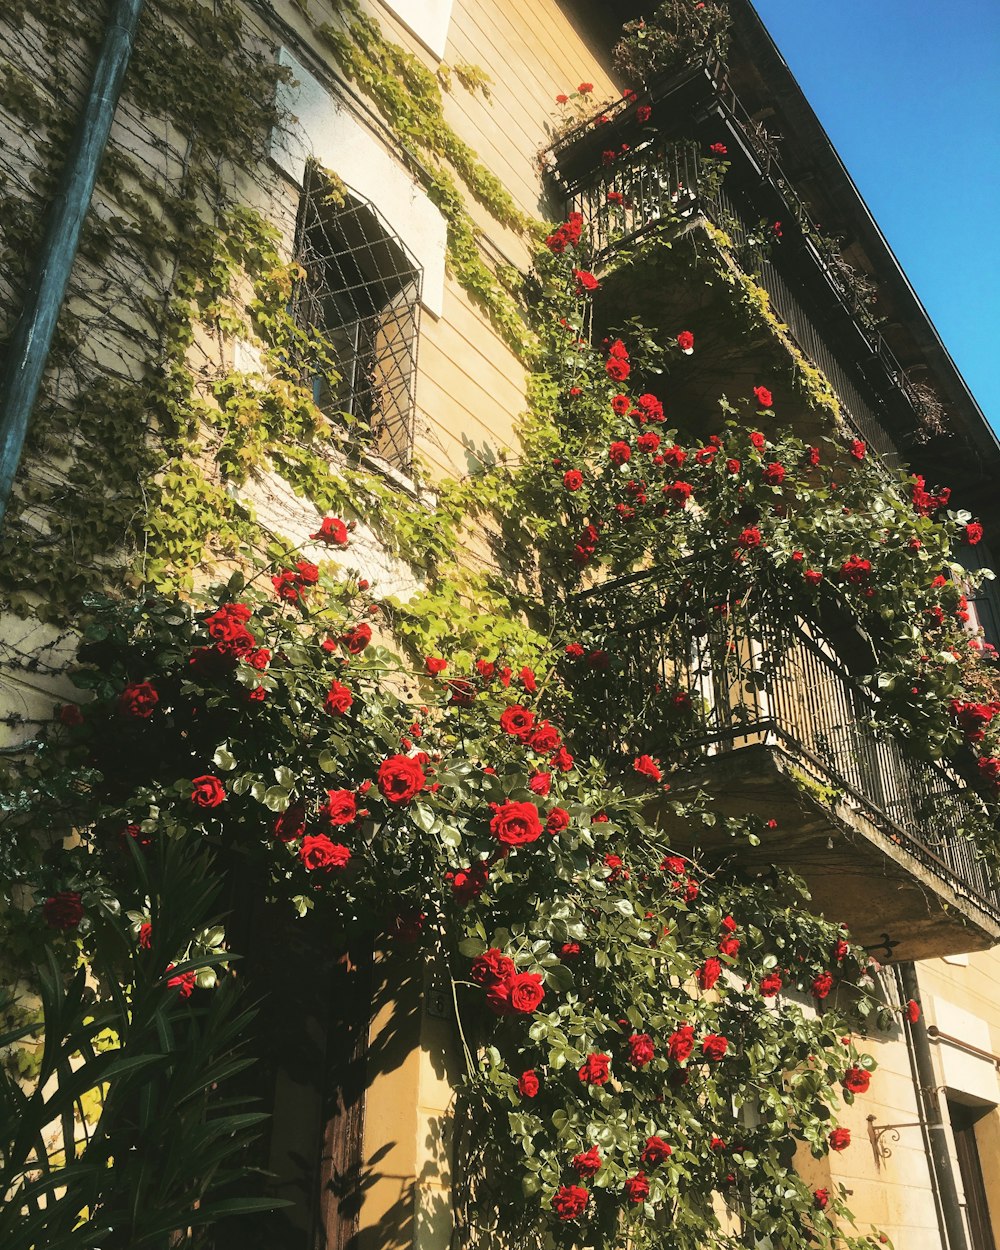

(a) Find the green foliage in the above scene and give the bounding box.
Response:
[0,840,273,1250]
[12,571,889,1249]
[612,0,732,84]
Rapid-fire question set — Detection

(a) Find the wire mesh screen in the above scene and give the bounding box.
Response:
[291,168,422,471]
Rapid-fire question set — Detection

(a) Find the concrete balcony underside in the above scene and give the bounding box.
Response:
[660,740,1000,962]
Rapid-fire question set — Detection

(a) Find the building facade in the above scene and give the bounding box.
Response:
[2,2,1000,1249]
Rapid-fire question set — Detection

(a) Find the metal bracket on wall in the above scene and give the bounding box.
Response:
[867,1114,924,1171]
[861,933,899,961]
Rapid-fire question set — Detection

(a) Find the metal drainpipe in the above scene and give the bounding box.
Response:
[898,961,970,1250]
[0,0,146,530]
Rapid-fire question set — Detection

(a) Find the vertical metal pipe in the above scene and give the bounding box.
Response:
[898,962,970,1250]
[0,0,146,529]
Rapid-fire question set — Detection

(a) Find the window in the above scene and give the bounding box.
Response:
[291,164,422,473]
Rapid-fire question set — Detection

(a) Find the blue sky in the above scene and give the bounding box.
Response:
[750,0,1000,432]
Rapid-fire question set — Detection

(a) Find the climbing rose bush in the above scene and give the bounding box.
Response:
[17,568,897,1250]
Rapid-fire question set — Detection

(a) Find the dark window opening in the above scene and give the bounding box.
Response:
[949,1098,998,1250]
[292,166,422,473]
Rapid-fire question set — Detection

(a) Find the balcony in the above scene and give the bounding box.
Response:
[574,572,1000,960]
[546,63,930,467]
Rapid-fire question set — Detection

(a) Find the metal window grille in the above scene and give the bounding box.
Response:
[291,166,422,472]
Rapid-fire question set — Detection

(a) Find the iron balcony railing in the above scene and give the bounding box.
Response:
[575,574,1000,920]
[558,121,921,468]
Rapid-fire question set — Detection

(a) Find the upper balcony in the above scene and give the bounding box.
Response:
[573,570,1000,961]
[545,62,936,468]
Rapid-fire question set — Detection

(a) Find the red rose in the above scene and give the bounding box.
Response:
[490,800,543,847]
[529,771,551,796]
[839,555,872,587]
[623,1172,650,1204]
[667,1024,694,1063]
[577,82,593,93]
[471,948,516,985]
[760,971,783,997]
[320,789,357,826]
[119,682,159,719]
[709,142,727,156]
[573,268,600,294]
[310,516,349,545]
[906,999,921,1023]
[552,1184,589,1220]
[203,608,255,655]
[966,521,984,545]
[546,806,570,834]
[762,461,786,485]
[828,1127,851,1152]
[636,104,651,122]
[324,679,353,715]
[737,526,762,548]
[340,622,372,654]
[138,922,152,949]
[563,469,584,491]
[662,480,693,508]
[551,746,574,772]
[721,915,737,932]
[753,385,773,409]
[500,705,535,739]
[58,703,84,726]
[697,957,721,990]
[166,965,197,999]
[191,775,226,808]
[677,329,694,352]
[560,941,581,959]
[555,92,568,104]
[636,431,660,453]
[573,1145,602,1178]
[725,458,741,474]
[804,569,824,587]
[448,678,476,705]
[718,935,739,957]
[812,971,834,999]
[633,754,662,782]
[508,971,545,1014]
[814,1188,830,1210]
[641,1136,672,1167]
[424,656,447,675]
[273,802,306,841]
[299,833,351,872]
[627,1033,655,1066]
[377,755,425,804]
[272,569,303,601]
[578,1053,611,1085]
[710,1135,726,1152]
[951,700,998,740]
[701,1034,728,1061]
[518,1070,540,1097]
[448,860,488,905]
[661,445,686,468]
[609,440,632,465]
[606,357,630,382]
[295,561,319,584]
[43,891,83,930]
[849,439,866,461]
[843,1066,870,1094]
[529,721,561,753]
